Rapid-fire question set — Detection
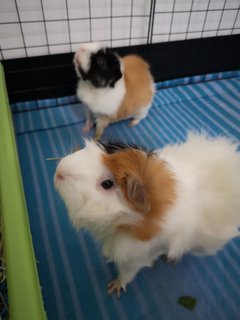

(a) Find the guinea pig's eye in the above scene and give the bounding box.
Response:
[101,179,114,190]
[97,57,105,66]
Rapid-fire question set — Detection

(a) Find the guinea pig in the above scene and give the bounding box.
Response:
[54,133,240,297]
[73,43,154,140]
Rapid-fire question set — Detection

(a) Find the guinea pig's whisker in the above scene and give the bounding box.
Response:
[93,219,112,232]
[54,192,63,202]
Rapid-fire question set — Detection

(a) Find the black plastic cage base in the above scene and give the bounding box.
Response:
[2,34,240,103]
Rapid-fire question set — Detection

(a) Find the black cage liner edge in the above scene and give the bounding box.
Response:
[2,34,240,103]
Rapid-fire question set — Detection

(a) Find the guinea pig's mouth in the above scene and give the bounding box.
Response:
[108,72,122,88]
[54,170,77,190]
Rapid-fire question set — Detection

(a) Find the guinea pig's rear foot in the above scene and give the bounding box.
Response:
[93,132,101,141]
[129,107,149,127]
[94,116,111,140]
[107,279,127,298]
[161,254,177,267]
[128,118,141,127]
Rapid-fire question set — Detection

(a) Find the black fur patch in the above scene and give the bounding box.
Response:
[78,48,122,88]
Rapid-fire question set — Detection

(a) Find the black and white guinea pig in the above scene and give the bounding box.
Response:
[54,133,240,297]
[74,43,154,140]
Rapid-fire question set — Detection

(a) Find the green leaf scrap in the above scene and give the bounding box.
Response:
[178,296,197,311]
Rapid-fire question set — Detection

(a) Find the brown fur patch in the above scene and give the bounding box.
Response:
[91,55,154,140]
[108,55,154,121]
[102,149,176,241]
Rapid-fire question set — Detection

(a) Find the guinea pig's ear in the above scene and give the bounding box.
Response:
[123,175,151,214]
[73,52,78,66]
[73,52,82,78]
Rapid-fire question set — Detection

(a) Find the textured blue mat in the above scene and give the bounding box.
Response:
[12,71,240,320]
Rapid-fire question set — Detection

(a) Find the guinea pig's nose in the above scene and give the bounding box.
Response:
[55,168,67,182]
[56,171,65,181]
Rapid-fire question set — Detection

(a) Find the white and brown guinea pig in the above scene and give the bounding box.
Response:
[74,43,154,140]
[54,133,240,297]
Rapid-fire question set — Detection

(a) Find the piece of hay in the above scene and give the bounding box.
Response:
[46,157,62,161]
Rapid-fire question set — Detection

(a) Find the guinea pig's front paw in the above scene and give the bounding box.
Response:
[128,118,141,127]
[107,279,127,298]
[161,254,177,267]
[82,123,93,133]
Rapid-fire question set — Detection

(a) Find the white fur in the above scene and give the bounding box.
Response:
[74,42,126,117]
[54,141,140,238]
[160,133,240,259]
[55,133,240,289]
[77,76,126,116]
[74,43,151,121]
[74,42,103,74]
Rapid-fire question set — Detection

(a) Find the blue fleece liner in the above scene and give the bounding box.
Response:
[12,70,240,320]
